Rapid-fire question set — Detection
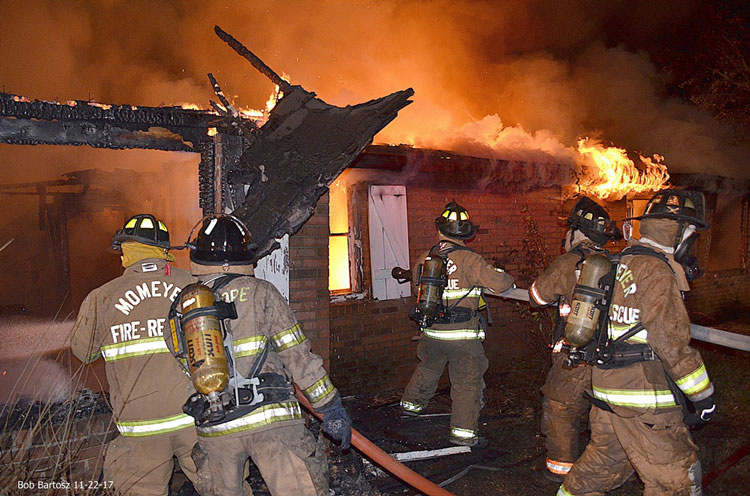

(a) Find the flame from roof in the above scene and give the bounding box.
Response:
[574,137,669,200]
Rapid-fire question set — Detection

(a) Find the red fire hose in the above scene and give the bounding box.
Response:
[702,441,750,488]
[294,385,456,496]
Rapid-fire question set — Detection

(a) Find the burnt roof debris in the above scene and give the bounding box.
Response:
[0,27,414,263]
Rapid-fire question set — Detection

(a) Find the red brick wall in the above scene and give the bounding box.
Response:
[289,193,332,369]
[329,183,571,395]
[291,165,749,395]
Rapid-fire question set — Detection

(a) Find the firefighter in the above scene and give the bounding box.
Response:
[175,214,350,496]
[558,189,715,496]
[529,197,620,482]
[400,201,515,447]
[70,214,198,496]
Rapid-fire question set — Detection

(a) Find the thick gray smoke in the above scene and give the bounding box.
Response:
[0,1,746,181]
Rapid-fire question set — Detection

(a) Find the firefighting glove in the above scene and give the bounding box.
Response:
[684,396,716,426]
[318,396,352,449]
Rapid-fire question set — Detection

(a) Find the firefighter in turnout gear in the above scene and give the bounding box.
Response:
[70,214,198,495]
[558,189,715,496]
[401,201,515,447]
[173,214,349,496]
[529,197,620,482]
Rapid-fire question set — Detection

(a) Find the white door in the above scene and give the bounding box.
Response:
[369,185,410,300]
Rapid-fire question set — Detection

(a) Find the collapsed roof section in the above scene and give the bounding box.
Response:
[0,26,413,262]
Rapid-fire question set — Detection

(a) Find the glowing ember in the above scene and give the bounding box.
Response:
[575,138,669,201]
[181,103,201,110]
[89,102,112,110]
[207,127,218,136]
[12,96,30,103]
[66,100,77,107]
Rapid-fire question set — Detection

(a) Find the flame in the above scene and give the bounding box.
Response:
[89,102,112,110]
[181,103,201,110]
[207,127,218,136]
[574,138,669,201]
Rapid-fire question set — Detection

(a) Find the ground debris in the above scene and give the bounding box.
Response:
[0,388,110,433]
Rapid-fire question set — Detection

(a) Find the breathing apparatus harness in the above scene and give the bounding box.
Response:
[169,274,295,427]
[564,246,697,418]
[410,241,491,332]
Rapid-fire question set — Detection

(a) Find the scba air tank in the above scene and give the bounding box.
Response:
[178,283,230,396]
[564,254,613,349]
[416,255,447,321]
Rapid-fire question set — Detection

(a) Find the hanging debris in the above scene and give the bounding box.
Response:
[0,27,414,262]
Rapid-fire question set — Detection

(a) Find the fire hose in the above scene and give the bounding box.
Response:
[294,384,456,496]
[497,287,750,352]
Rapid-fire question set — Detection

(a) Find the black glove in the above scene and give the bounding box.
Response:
[318,396,352,449]
[684,396,715,426]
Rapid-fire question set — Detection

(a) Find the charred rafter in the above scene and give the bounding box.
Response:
[0,27,414,264]
[0,93,221,151]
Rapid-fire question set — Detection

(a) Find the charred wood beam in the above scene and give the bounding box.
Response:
[0,117,197,151]
[215,26,291,90]
[214,29,414,261]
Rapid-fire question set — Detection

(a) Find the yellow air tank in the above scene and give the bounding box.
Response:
[417,256,446,320]
[564,254,613,349]
[178,283,230,396]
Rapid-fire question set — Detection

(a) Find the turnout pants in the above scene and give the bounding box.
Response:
[103,427,198,496]
[192,422,328,496]
[541,352,592,476]
[401,337,489,437]
[559,406,702,496]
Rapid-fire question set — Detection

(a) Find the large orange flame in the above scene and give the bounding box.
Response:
[573,138,669,201]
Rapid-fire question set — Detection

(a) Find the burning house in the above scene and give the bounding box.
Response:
[1,2,749,494]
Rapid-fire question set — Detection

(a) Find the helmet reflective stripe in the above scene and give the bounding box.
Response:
[116,413,194,437]
[140,217,154,229]
[675,364,712,397]
[303,375,335,404]
[271,324,307,351]
[197,401,302,437]
[450,426,476,439]
[442,288,482,299]
[125,218,138,228]
[608,323,648,344]
[546,458,574,475]
[101,337,169,361]
[400,400,424,413]
[423,328,485,340]
[233,336,267,358]
[592,386,677,408]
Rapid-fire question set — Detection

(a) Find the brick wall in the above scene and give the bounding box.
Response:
[329,181,571,395]
[296,156,748,395]
[289,193,332,370]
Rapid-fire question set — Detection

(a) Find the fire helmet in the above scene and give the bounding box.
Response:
[567,196,621,246]
[188,214,255,265]
[627,189,708,230]
[435,201,477,240]
[111,214,170,251]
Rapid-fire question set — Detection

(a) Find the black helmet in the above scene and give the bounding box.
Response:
[187,214,255,265]
[627,189,708,230]
[111,214,170,251]
[567,196,621,246]
[435,201,478,240]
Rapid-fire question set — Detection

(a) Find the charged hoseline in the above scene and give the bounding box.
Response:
[494,287,750,352]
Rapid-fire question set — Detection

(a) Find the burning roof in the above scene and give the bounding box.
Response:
[0,27,414,262]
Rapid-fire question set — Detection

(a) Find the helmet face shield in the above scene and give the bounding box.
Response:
[188,214,255,265]
[111,214,170,251]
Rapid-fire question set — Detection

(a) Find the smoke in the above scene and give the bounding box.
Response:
[0,1,747,182]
